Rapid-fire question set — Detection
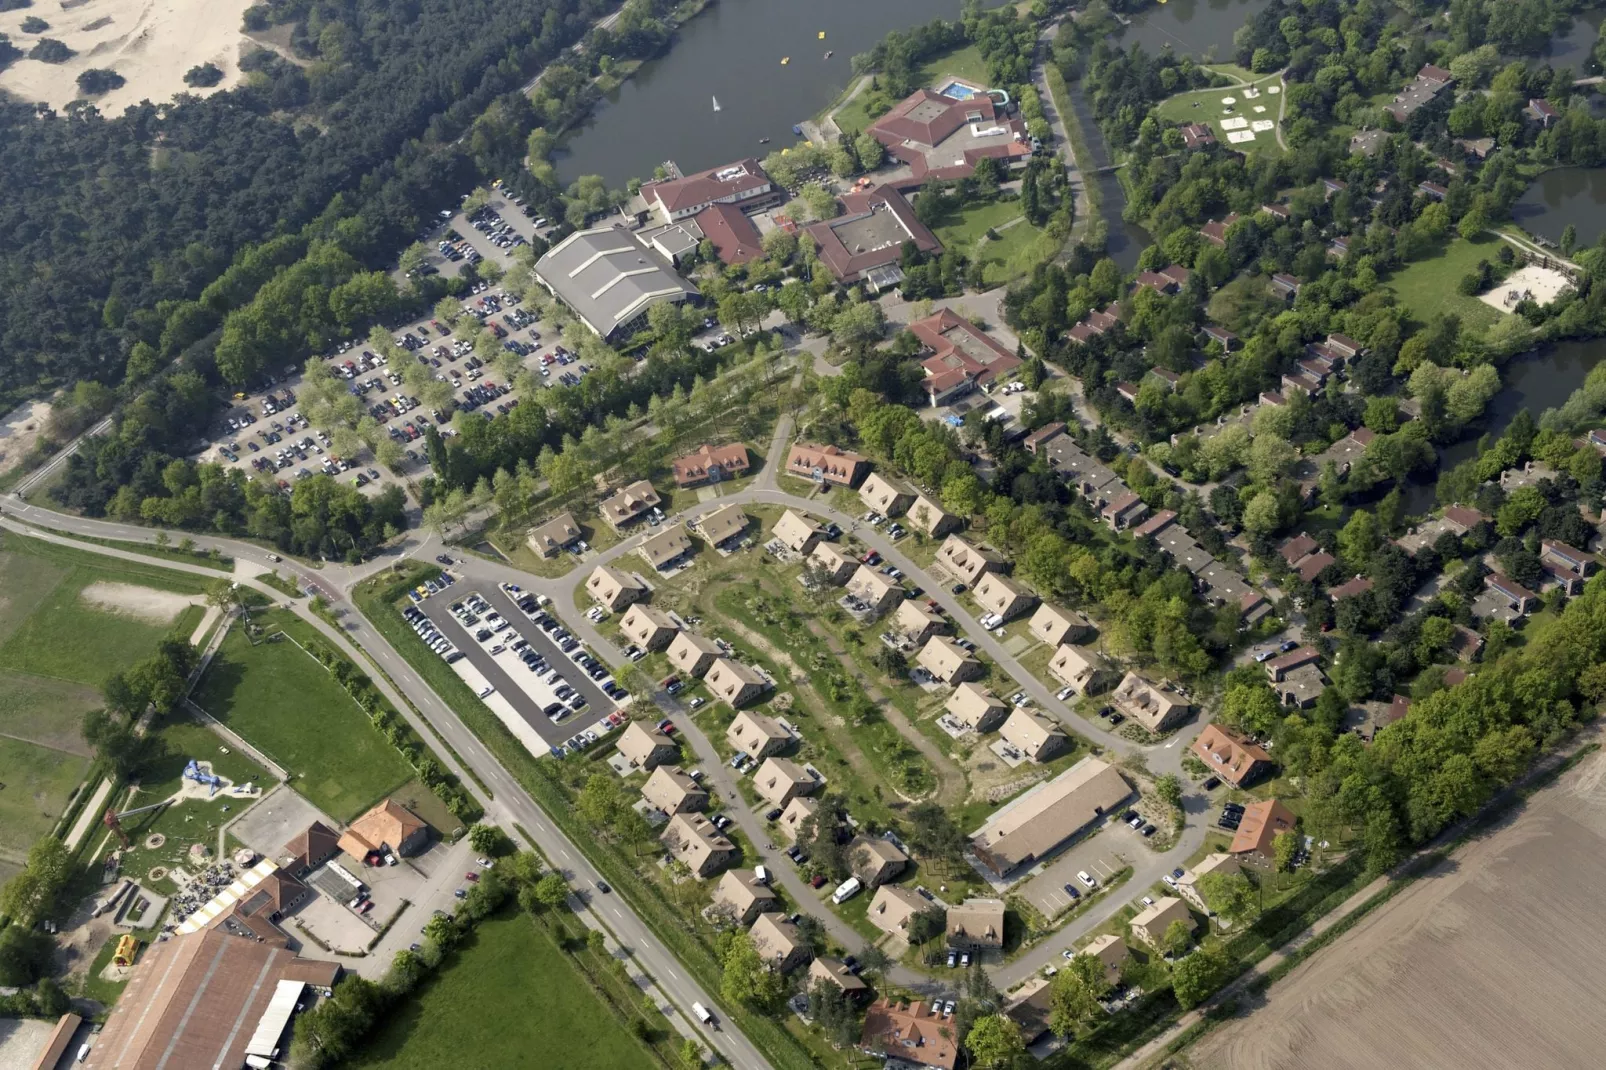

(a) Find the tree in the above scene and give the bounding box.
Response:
[965,1014,1026,1069]
[1272,828,1299,872]
[1155,773,1183,810]
[468,824,507,855]
[1197,870,1256,925]
[83,709,157,779]
[1049,953,1111,1036]
[1171,948,1227,1008]
[720,931,785,1008]
[1163,918,1194,957]
[534,873,570,912]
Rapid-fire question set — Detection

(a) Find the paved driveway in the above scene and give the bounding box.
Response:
[1020,840,1130,920]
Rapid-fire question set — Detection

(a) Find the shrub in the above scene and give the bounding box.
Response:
[76,68,125,95]
[183,61,223,87]
[28,37,72,62]
[20,16,46,32]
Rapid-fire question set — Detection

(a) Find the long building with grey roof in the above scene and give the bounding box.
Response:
[534,223,700,341]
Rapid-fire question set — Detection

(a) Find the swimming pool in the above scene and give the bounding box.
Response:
[938,80,981,100]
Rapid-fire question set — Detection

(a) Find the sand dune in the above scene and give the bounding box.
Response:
[0,0,256,113]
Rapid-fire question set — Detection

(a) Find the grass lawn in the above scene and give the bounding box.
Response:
[1384,233,1506,331]
[346,911,656,1070]
[1153,73,1284,156]
[928,198,1056,287]
[0,736,91,861]
[191,610,416,822]
[0,671,101,755]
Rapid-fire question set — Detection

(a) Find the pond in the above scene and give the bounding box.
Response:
[1116,0,1275,62]
[553,0,971,186]
[1540,9,1605,71]
[1512,167,1606,247]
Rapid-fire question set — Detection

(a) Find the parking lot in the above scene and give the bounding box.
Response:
[1019,838,1129,920]
[416,584,619,750]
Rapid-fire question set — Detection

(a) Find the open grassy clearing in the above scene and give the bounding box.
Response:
[1153,73,1284,156]
[0,735,91,862]
[191,609,417,822]
[346,910,658,1070]
[0,671,101,755]
[1383,233,1506,331]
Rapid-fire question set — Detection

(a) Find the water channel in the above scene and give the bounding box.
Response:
[553,0,971,186]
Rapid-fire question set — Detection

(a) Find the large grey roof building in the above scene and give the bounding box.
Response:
[534,223,700,341]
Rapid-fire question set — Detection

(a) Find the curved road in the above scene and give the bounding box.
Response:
[6,408,1217,1004]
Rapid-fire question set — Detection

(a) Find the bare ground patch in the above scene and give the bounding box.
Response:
[1187,744,1606,1070]
[79,581,200,623]
[0,400,52,480]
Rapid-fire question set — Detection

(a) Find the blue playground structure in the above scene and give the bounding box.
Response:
[184,760,223,796]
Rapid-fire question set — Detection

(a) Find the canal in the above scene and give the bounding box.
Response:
[553,0,972,186]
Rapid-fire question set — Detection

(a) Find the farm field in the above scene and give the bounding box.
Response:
[1186,740,1606,1070]
[344,910,656,1070]
[190,610,416,822]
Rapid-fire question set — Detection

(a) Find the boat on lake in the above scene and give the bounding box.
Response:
[712,96,721,112]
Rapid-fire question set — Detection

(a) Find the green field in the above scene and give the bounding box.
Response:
[1154,73,1285,156]
[191,610,416,822]
[930,199,1054,286]
[0,736,91,862]
[1384,234,1505,330]
[345,912,656,1070]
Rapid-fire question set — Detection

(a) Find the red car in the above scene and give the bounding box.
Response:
[810,875,827,888]
[465,872,480,883]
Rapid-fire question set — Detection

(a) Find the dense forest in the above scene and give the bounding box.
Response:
[0,0,615,406]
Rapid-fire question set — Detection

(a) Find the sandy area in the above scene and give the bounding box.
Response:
[0,400,51,479]
[0,0,256,113]
[79,581,200,623]
[1187,741,1606,1070]
[1480,263,1573,312]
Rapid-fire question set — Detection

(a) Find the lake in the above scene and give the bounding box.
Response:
[1117,0,1274,62]
[1399,338,1606,515]
[554,0,968,186]
[1513,167,1606,247]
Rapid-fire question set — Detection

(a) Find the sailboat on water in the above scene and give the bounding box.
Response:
[712,95,722,112]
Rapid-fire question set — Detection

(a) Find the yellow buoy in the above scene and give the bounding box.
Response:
[818,31,826,39]
[781,56,789,64]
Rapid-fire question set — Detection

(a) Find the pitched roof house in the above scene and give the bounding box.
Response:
[945,682,1010,733]
[619,604,678,651]
[615,721,679,771]
[638,524,693,571]
[667,631,722,677]
[598,479,662,528]
[707,658,770,707]
[712,868,779,924]
[661,813,737,879]
[850,836,910,887]
[338,799,429,860]
[641,766,708,814]
[973,572,1037,622]
[671,442,751,487]
[946,898,1007,950]
[1111,673,1191,733]
[999,708,1072,763]
[859,999,959,1070]
[866,884,929,937]
[753,757,818,808]
[917,636,983,684]
[726,710,790,759]
[1190,724,1272,787]
[1048,644,1113,695]
[1229,799,1296,864]
[786,442,869,486]
[586,565,647,611]
[1028,604,1094,648]
[859,472,918,517]
[1130,896,1192,950]
[750,911,811,973]
[773,509,826,554]
[933,535,1006,585]
[527,511,582,557]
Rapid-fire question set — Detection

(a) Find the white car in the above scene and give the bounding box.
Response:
[1056,686,1075,701]
[1077,870,1097,888]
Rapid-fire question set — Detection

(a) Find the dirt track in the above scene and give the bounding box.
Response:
[1186,744,1606,1070]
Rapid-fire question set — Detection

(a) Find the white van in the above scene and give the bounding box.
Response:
[692,1002,716,1027]
[754,865,770,885]
[831,877,863,905]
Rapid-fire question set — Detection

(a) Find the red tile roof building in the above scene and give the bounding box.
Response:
[641,158,774,222]
[671,442,751,487]
[860,999,960,1069]
[804,186,942,284]
[692,202,764,265]
[910,309,1022,389]
[786,442,869,486]
[869,89,1033,189]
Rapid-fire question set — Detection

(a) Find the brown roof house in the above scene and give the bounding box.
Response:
[1048,644,1114,695]
[917,636,983,684]
[598,479,661,529]
[934,535,1006,585]
[587,565,647,611]
[774,509,826,554]
[810,956,870,998]
[847,565,906,616]
[619,604,678,651]
[973,572,1037,622]
[999,708,1072,763]
[527,511,582,557]
[671,442,750,487]
[777,796,819,842]
[970,758,1131,879]
[894,599,947,646]
[1111,673,1191,733]
[661,813,737,879]
[787,442,869,486]
[712,868,779,924]
[696,504,748,548]
[750,911,811,973]
[1081,933,1128,984]
[867,884,930,938]
[642,766,708,814]
[860,999,959,1070]
[860,472,918,517]
[753,757,818,808]
[338,799,429,862]
[727,710,791,760]
[1029,604,1094,648]
[1130,896,1193,951]
[907,493,961,537]
[850,836,909,888]
[638,524,693,571]
[1230,799,1296,865]
[808,541,858,584]
[616,721,679,771]
[706,658,770,707]
[945,682,1010,733]
[946,898,1006,950]
[282,821,341,878]
[1191,725,1271,787]
[667,631,722,677]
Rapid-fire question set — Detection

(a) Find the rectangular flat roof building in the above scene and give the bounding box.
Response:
[970,757,1131,878]
[534,224,700,342]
